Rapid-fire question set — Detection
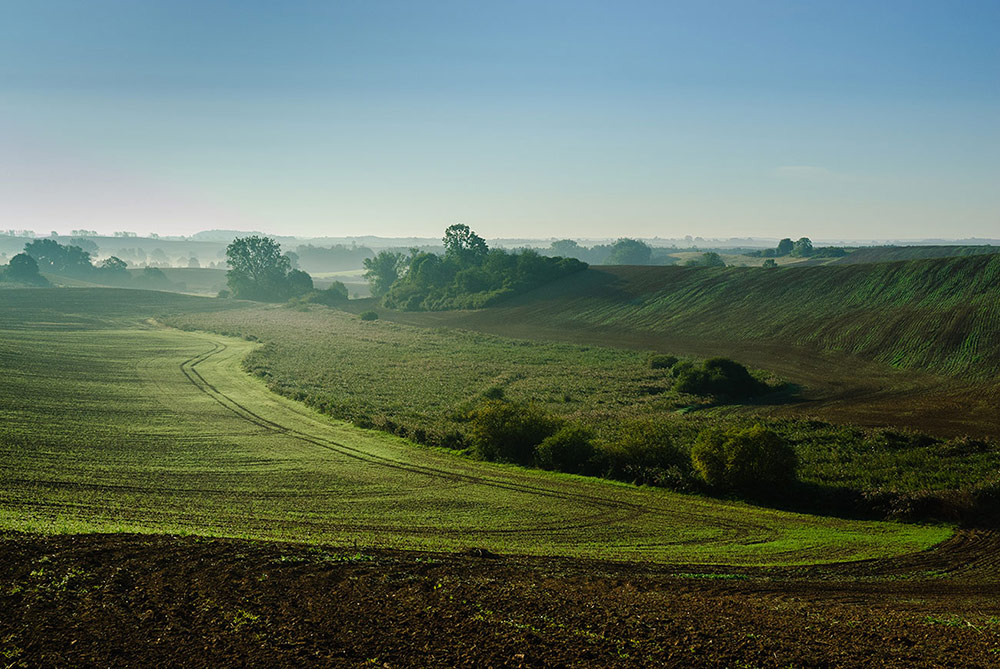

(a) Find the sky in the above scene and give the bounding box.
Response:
[1,0,998,241]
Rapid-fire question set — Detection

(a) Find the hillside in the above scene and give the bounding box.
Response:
[383,254,1000,382]
[832,245,1000,265]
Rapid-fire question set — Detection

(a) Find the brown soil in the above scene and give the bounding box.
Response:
[3,531,1000,667]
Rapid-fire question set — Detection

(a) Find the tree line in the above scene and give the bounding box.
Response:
[364,224,588,310]
[0,239,176,289]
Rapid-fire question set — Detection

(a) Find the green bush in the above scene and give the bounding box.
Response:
[535,425,596,474]
[648,353,678,370]
[467,400,562,465]
[691,424,797,494]
[673,357,767,400]
[598,421,688,486]
[359,310,379,321]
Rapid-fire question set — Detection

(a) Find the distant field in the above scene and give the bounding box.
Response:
[831,245,1000,265]
[0,288,949,564]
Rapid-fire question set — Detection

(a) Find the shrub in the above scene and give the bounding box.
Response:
[673,357,767,400]
[359,310,379,321]
[467,400,562,465]
[691,424,797,494]
[598,421,688,486]
[648,353,678,370]
[535,425,596,474]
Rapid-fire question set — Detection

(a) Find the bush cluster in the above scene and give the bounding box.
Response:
[671,357,768,400]
[691,425,797,495]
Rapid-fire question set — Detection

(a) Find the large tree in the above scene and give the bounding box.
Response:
[605,238,652,265]
[443,224,488,267]
[226,235,302,301]
[362,250,407,297]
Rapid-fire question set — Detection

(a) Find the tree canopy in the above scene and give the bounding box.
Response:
[225,236,313,302]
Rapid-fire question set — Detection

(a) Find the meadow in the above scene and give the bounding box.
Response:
[169,302,1000,519]
[0,288,949,564]
[411,254,1000,380]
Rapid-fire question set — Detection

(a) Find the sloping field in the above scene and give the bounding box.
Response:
[0,288,948,565]
[449,255,1000,379]
[832,245,1000,265]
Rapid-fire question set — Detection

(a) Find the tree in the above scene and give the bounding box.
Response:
[691,425,797,495]
[443,224,488,267]
[685,252,726,267]
[776,238,794,256]
[605,238,652,265]
[791,237,813,257]
[762,258,778,268]
[549,239,582,259]
[362,250,407,297]
[286,269,313,296]
[226,235,293,301]
[3,253,48,285]
[101,256,128,273]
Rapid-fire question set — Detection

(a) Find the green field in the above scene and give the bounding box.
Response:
[398,255,1000,381]
[170,302,1000,504]
[0,288,949,564]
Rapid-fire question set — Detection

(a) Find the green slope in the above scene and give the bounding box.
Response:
[0,288,948,564]
[442,254,1000,379]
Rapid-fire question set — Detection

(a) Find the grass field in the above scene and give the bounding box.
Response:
[407,255,1000,380]
[170,302,1000,507]
[0,288,950,564]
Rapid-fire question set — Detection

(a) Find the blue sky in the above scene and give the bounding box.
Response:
[1,1,997,240]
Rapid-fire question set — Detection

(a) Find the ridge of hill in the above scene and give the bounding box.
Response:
[831,245,1000,265]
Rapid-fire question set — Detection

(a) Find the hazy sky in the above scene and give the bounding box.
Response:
[1,1,998,240]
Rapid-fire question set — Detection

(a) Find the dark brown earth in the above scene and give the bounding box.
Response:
[3,531,1000,667]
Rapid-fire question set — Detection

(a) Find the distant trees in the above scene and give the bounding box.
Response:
[605,238,653,265]
[776,238,794,256]
[362,250,408,298]
[685,252,726,267]
[791,237,814,257]
[225,235,314,302]
[23,239,93,276]
[377,225,587,311]
[1,253,49,285]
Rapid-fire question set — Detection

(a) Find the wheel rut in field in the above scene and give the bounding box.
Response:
[175,334,777,544]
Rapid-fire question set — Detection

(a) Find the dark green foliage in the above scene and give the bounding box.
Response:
[648,354,678,369]
[298,281,349,307]
[359,310,379,321]
[691,425,797,494]
[598,420,689,486]
[673,357,768,399]
[535,425,596,474]
[443,224,488,266]
[382,226,587,311]
[605,238,653,265]
[685,252,726,267]
[762,258,778,268]
[2,253,49,285]
[776,238,794,256]
[467,399,562,465]
[24,238,93,276]
[363,250,408,297]
[226,236,313,302]
[791,237,814,257]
